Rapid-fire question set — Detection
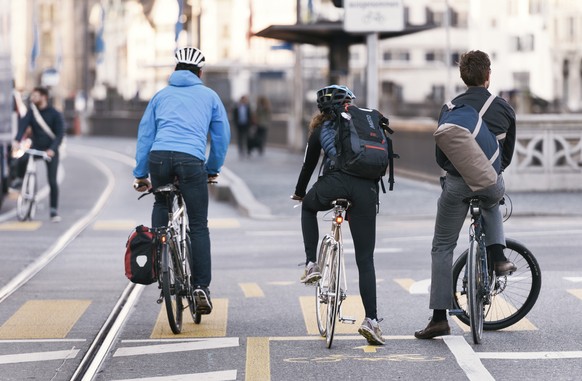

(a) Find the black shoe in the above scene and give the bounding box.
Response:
[414,319,451,339]
[494,261,517,276]
[193,287,213,315]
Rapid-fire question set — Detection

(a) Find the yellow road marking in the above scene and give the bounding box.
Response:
[150,299,228,338]
[300,296,364,335]
[245,337,270,381]
[239,283,264,298]
[0,221,42,231]
[0,300,91,339]
[354,345,383,353]
[568,289,582,300]
[92,220,137,230]
[394,278,415,292]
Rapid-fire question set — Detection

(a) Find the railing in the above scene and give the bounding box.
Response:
[504,114,582,191]
[391,115,582,191]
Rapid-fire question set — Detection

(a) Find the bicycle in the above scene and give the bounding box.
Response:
[450,196,542,344]
[15,148,51,221]
[139,182,200,334]
[315,198,356,348]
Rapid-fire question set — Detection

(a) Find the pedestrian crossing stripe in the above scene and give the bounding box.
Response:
[0,221,42,231]
[0,348,80,365]
[239,283,265,298]
[567,289,582,300]
[0,300,91,339]
[113,338,239,357]
[150,299,228,338]
[111,370,237,381]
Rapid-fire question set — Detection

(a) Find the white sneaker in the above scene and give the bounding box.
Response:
[358,318,385,345]
[300,261,321,284]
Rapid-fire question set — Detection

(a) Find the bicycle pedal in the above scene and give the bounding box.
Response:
[448,309,464,316]
[340,317,356,324]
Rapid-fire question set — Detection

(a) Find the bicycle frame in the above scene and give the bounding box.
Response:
[16,149,50,221]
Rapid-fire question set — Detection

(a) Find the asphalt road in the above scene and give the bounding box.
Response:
[0,136,581,381]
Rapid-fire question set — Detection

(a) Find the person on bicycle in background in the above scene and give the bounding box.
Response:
[132,47,230,316]
[13,86,65,222]
[414,50,517,340]
[291,85,385,345]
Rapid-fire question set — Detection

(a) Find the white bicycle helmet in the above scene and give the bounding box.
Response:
[175,47,206,68]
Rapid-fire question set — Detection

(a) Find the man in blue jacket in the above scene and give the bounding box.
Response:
[133,47,230,315]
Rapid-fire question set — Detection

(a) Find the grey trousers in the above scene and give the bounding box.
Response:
[429,173,506,310]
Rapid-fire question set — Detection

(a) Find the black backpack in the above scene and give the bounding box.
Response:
[333,104,398,190]
[124,225,157,285]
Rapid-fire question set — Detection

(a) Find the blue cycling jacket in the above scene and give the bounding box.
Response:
[133,70,231,178]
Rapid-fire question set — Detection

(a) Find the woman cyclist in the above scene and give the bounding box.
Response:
[291,85,385,345]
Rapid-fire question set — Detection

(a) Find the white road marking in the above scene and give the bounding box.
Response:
[443,336,495,381]
[479,351,582,360]
[111,370,237,381]
[564,277,582,283]
[410,279,431,294]
[0,348,79,365]
[113,338,239,357]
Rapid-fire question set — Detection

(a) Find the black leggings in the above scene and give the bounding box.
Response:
[301,171,379,320]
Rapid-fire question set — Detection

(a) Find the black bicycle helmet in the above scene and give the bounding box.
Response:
[316,85,356,113]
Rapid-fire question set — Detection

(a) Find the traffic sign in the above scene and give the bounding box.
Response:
[343,0,404,32]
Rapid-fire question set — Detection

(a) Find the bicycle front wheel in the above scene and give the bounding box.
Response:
[325,243,341,349]
[467,238,484,344]
[315,236,332,337]
[453,238,542,331]
[16,173,36,221]
[161,242,183,334]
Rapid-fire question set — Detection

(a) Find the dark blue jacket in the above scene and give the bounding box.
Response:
[17,105,64,152]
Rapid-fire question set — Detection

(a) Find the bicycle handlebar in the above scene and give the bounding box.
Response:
[25,149,51,162]
[137,178,218,200]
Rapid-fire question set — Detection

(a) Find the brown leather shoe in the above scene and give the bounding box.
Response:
[414,319,451,339]
[494,260,517,276]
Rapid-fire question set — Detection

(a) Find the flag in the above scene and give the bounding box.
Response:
[95,3,105,63]
[30,16,39,71]
[175,0,184,42]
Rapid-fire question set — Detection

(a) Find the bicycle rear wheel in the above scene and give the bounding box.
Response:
[453,238,542,331]
[467,238,484,344]
[325,243,341,349]
[161,242,183,334]
[16,172,36,221]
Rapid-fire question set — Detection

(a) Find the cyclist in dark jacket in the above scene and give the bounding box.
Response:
[291,85,385,345]
[14,86,65,222]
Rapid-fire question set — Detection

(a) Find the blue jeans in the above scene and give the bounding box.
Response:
[429,173,506,310]
[148,151,211,288]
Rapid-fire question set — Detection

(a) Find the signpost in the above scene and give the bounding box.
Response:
[343,0,404,109]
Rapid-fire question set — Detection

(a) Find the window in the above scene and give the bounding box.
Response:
[383,50,410,62]
[511,34,535,51]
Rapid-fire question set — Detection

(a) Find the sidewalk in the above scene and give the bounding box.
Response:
[219,145,582,219]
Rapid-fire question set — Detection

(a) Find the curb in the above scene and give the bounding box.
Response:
[209,167,273,219]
